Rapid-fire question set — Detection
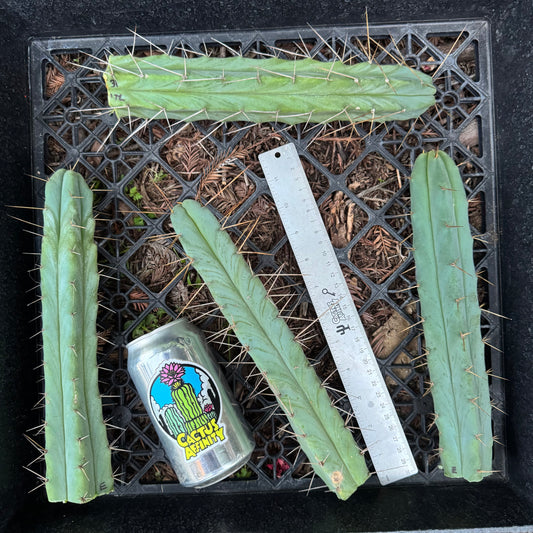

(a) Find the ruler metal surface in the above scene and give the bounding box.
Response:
[259,143,417,485]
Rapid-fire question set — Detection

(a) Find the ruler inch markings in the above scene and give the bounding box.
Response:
[259,143,417,485]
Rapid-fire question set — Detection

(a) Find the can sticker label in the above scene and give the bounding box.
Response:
[149,360,226,460]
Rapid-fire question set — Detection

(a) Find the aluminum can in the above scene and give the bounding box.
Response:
[127,318,254,488]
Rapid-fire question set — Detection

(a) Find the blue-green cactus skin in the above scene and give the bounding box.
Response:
[170,199,369,500]
[41,169,113,503]
[410,151,492,482]
[104,55,435,125]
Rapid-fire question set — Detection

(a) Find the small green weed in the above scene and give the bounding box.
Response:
[233,465,254,480]
[127,185,143,204]
[152,170,168,183]
[125,308,168,339]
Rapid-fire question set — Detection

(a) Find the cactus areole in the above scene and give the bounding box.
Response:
[104,54,435,125]
[410,151,493,482]
[41,169,113,503]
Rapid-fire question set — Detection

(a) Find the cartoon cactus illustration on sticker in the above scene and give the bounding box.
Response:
[171,381,211,433]
[160,362,211,433]
[203,404,216,420]
[164,406,187,437]
[40,169,113,503]
[170,199,369,500]
[104,54,435,125]
[410,150,492,482]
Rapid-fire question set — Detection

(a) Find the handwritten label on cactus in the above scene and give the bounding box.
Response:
[149,361,225,460]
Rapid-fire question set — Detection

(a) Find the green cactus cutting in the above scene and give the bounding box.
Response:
[104,54,435,125]
[40,169,113,503]
[410,151,492,482]
[170,199,369,500]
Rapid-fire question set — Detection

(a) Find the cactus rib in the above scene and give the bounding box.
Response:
[41,169,113,503]
[104,55,435,125]
[170,199,369,500]
[410,151,492,481]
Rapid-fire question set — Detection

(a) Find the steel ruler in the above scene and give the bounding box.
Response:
[259,143,417,484]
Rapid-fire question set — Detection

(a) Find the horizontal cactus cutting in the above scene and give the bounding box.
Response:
[410,151,492,482]
[104,54,436,125]
[40,169,113,503]
[170,199,369,500]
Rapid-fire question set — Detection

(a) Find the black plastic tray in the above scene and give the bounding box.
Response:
[2,2,532,529]
[28,20,505,497]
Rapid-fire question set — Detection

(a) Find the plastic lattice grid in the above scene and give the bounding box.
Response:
[29,20,505,495]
